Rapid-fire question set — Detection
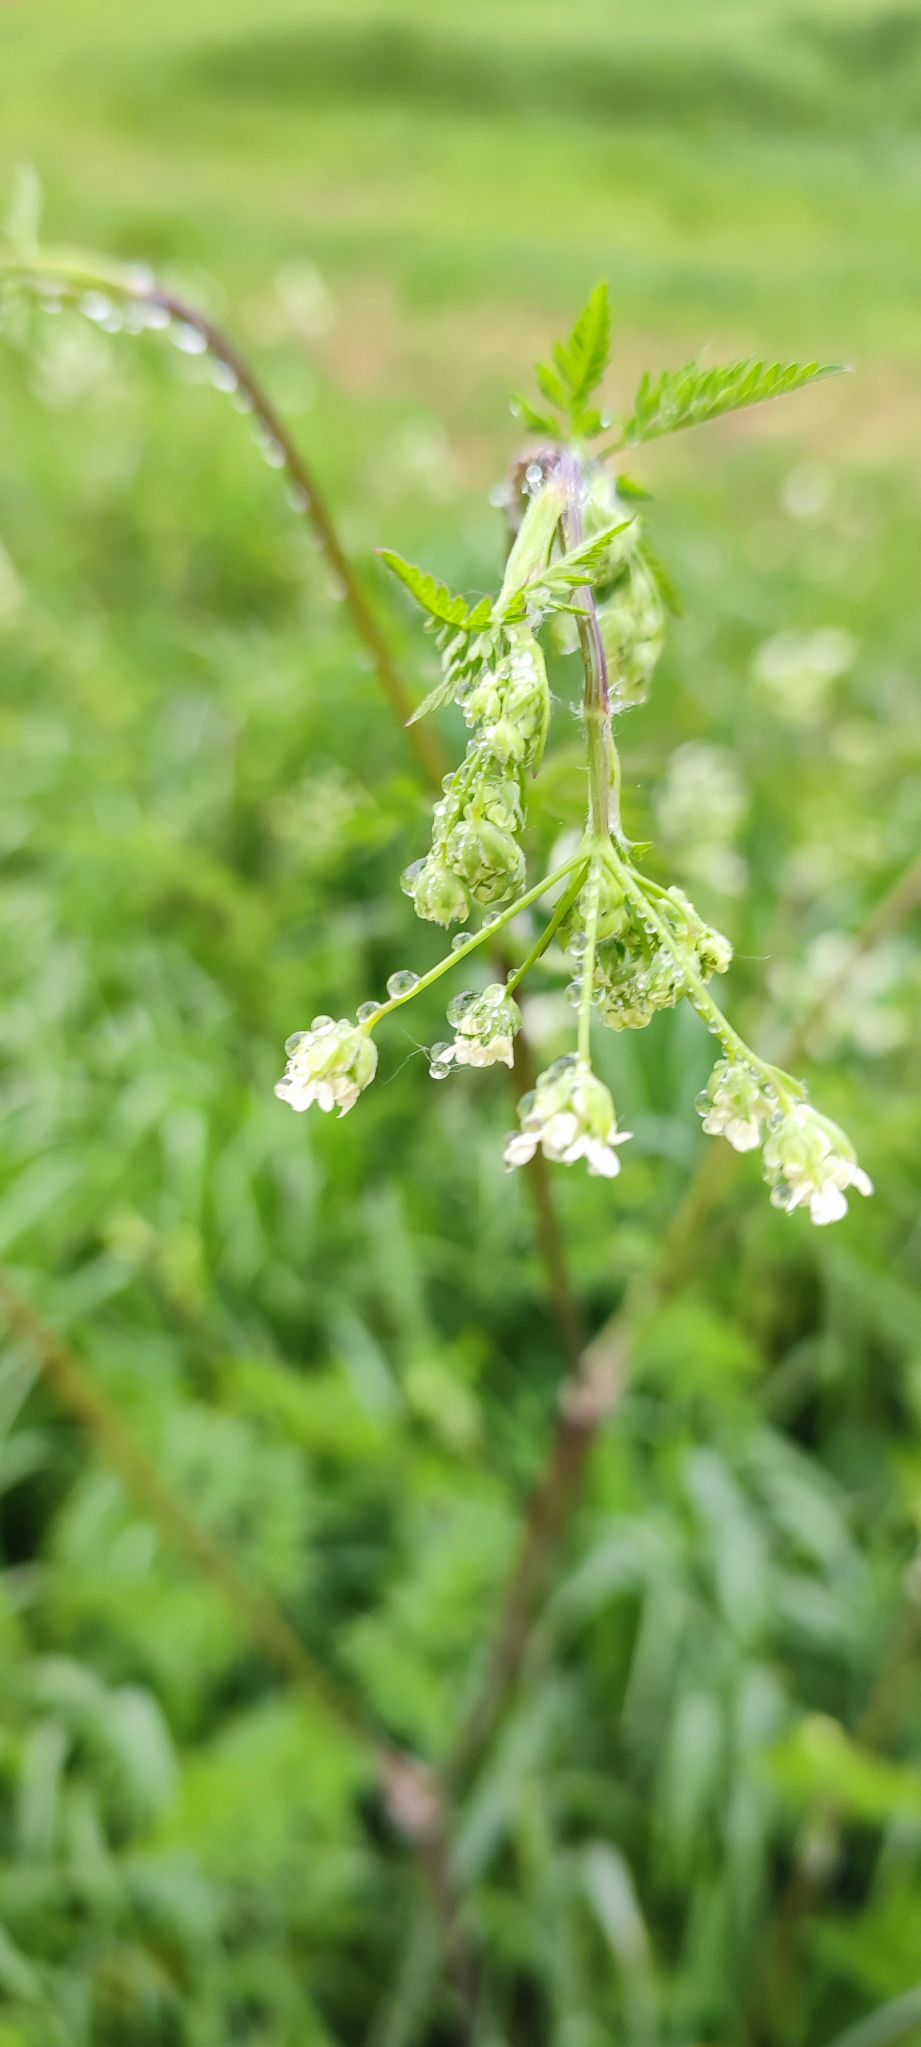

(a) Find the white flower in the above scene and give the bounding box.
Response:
[433,984,521,1076]
[697,1059,773,1154]
[762,1104,872,1226]
[503,1056,632,1179]
[275,1016,377,1118]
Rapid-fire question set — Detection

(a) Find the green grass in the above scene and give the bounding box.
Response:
[1,3,920,2044]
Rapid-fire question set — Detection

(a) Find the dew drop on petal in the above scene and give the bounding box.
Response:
[310,1014,335,1034]
[284,1031,306,1055]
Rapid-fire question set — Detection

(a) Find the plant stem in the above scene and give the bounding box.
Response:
[577,857,602,1065]
[3,238,585,1386]
[366,856,585,1028]
[506,864,588,996]
[453,844,921,1771]
[0,249,445,789]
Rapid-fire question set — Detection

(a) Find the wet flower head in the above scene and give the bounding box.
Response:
[275,1017,377,1117]
[762,1105,873,1226]
[504,1056,632,1179]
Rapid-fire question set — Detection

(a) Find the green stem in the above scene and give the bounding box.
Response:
[577,856,602,1065]
[506,864,588,996]
[366,857,585,1028]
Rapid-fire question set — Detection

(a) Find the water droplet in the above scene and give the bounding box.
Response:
[171,320,208,355]
[451,934,469,952]
[429,1062,450,1081]
[286,483,311,513]
[284,1031,306,1055]
[566,979,584,1007]
[400,859,425,897]
[430,1041,452,1061]
[211,359,238,394]
[80,292,114,325]
[258,431,286,469]
[447,992,477,1025]
[386,970,419,999]
[524,461,544,495]
[143,303,171,332]
[310,1014,335,1034]
[357,1001,380,1023]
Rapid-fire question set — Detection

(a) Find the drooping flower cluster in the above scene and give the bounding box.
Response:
[568,878,733,1031]
[580,470,665,710]
[762,1104,873,1225]
[275,1017,377,1117]
[401,626,549,927]
[266,284,871,1226]
[696,1061,873,1224]
[503,1056,632,1178]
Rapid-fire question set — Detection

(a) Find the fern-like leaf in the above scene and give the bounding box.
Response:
[377,551,492,632]
[555,283,612,413]
[620,357,847,446]
[518,284,614,442]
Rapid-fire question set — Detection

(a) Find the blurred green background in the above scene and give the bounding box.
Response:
[1,2,921,2043]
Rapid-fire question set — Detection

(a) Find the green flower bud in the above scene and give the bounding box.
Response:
[411,858,471,927]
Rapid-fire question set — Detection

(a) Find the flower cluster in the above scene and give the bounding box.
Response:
[579,882,733,1031]
[696,1062,873,1225]
[762,1105,873,1225]
[430,983,522,1075]
[402,626,549,927]
[696,1058,772,1152]
[274,1017,377,1117]
[503,1056,632,1177]
[268,286,871,1228]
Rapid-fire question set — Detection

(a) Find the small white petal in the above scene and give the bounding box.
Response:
[504,1132,538,1167]
[810,1183,848,1225]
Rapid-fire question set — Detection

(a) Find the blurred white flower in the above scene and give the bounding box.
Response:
[753,627,857,723]
[654,742,748,894]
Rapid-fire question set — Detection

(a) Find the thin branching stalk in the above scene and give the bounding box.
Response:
[451,846,921,1772]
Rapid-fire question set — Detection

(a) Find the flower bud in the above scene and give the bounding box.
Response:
[696,1058,772,1153]
[409,857,471,926]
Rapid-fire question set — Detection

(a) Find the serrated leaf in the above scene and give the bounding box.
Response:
[559,282,612,410]
[376,550,491,631]
[500,521,630,622]
[612,473,653,502]
[510,393,562,438]
[620,357,847,446]
[535,361,568,410]
[532,520,632,600]
[639,542,683,617]
[406,676,457,727]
